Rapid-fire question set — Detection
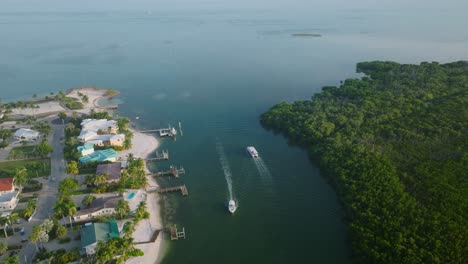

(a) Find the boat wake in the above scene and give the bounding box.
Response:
[253,157,272,181]
[216,141,234,201]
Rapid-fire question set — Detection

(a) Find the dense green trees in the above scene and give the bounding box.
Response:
[261,61,467,263]
[65,160,79,175]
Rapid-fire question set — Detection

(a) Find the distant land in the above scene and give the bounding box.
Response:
[291,33,322,37]
[261,61,467,264]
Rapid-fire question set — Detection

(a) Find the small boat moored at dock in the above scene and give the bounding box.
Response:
[246,146,259,158]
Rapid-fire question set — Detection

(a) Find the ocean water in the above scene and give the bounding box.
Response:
[1,1,467,263]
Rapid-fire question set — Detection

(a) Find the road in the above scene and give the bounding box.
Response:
[19,120,65,264]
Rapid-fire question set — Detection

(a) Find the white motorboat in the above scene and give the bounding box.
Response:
[228,199,237,214]
[246,146,259,158]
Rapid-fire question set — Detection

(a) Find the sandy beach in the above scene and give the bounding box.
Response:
[120,130,165,264]
[10,87,116,117]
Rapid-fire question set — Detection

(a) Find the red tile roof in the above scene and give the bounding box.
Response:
[0,178,14,192]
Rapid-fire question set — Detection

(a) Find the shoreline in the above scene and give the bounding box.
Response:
[7,87,166,262]
[8,87,118,117]
[119,128,165,264]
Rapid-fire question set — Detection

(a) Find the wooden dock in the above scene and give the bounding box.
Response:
[150,185,188,196]
[150,165,185,178]
[169,225,186,240]
[146,150,169,161]
[139,125,177,137]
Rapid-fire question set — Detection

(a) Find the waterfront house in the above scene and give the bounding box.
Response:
[78,131,125,147]
[13,128,39,141]
[0,178,19,212]
[80,119,118,134]
[78,130,98,143]
[95,162,122,182]
[80,220,120,256]
[77,143,95,156]
[73,196,122,221]
[78,149,118,163]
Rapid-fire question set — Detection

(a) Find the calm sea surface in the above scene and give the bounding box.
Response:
[1,1,467,263]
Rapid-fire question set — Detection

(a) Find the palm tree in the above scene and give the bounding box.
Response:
[82,195,96,206]
[14,167,28,190]
[115,200,130,220]
[0,241,7,256]
[65,161,79,176]
[0,217,8,238]
[53,200,66,220]
[23,200,36,219]
[93,174,108,186]
[29,224,43,251]
[122,221,135,238]
[84,174,95,186]
[66,206,76,228]
[5,213,19,235]
[126,153,135,163]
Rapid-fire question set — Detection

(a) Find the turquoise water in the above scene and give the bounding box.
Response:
[127,192,135,200]
[1,1,467,264]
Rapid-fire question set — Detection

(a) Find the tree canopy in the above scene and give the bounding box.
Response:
[261,61,468,263]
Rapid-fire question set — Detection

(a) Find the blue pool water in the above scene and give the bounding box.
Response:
[127,192,135,199]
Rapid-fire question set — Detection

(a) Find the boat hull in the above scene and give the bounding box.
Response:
[246,146,259,158]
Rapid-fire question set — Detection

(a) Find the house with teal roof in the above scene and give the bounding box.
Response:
[77,143,94,156]
[81,220,120,256]
[79,148,118,163]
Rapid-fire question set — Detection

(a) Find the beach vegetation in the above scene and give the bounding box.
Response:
[119,157,147,189]
[134,201,149,223]
[104,88,119,98]
[88,109,112,120]
[88,237,142,263]
[261,61,467,264]
[115,200,131,219]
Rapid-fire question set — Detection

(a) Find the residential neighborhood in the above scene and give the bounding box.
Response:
[0,89,161,264]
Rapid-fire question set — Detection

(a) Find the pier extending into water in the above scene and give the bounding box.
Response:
[148,185,189,196]
[149,165,185,178]
[146,150,169,161]
[139,125,177,137]
[169,225,186,240]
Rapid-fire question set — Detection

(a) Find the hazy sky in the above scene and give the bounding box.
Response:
[2,0,468,12]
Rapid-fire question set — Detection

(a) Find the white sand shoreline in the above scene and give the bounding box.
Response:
[9,87,117,117]
[120,129,165,264]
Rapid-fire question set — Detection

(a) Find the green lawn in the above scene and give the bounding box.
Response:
[8,145,38,160]
[0,158,51,178]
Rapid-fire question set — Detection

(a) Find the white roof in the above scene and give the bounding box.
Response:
[86,139,104,145]
[0,191,19,203]
[78,130,97,140]
[80,134,125,143]
[14,128,39,138]
[80,119,117,132]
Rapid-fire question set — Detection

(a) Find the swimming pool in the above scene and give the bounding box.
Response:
[127,192,135,199]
